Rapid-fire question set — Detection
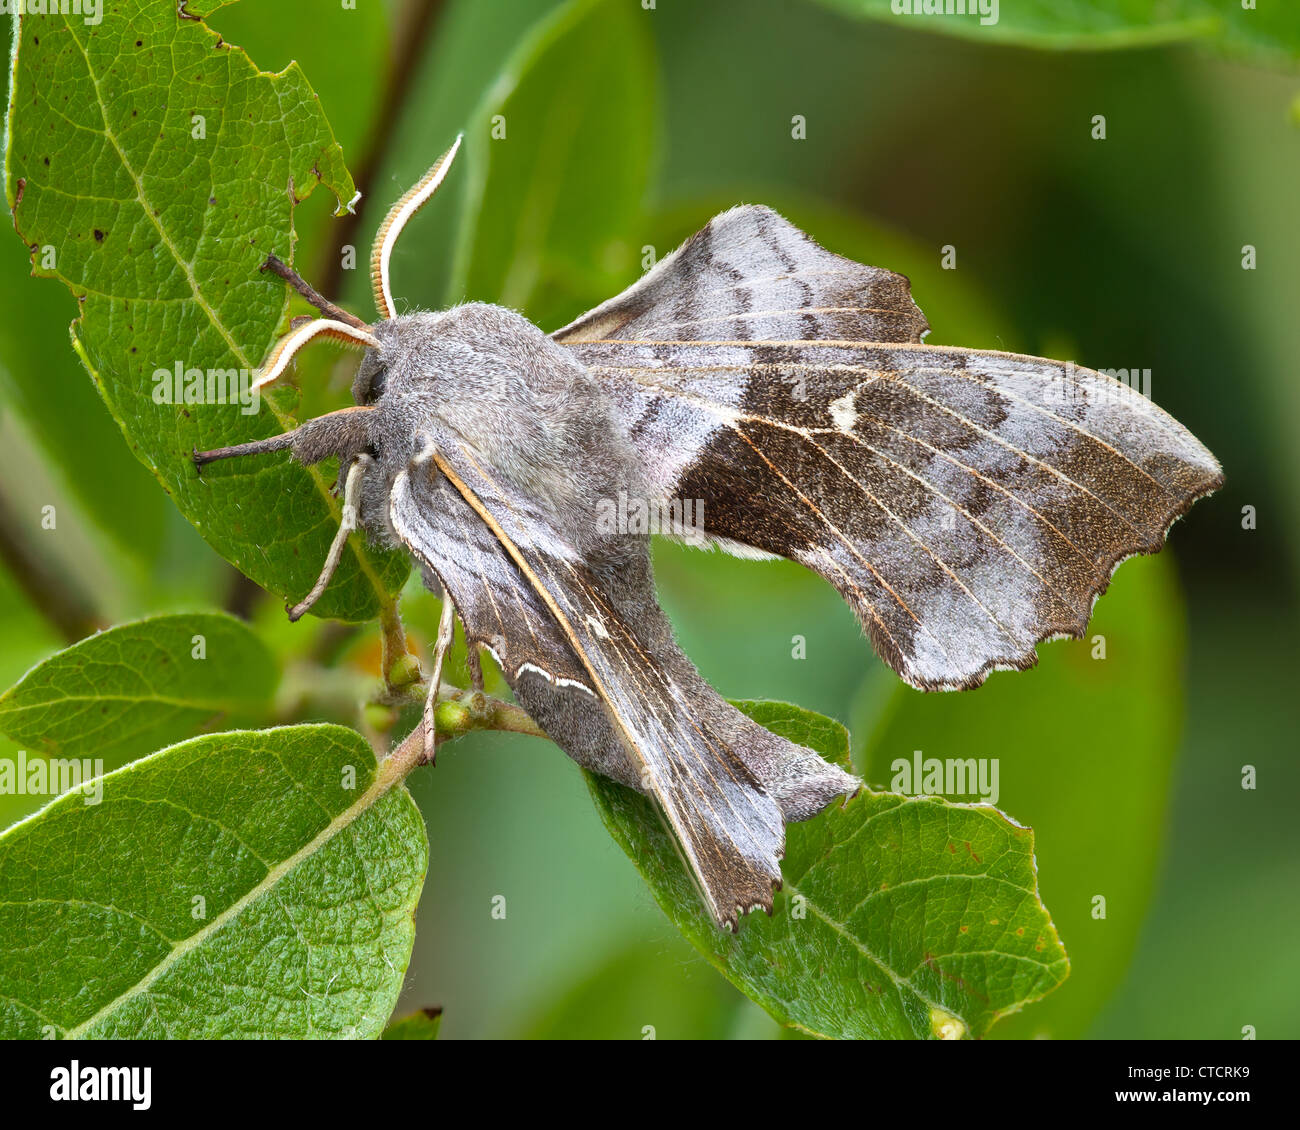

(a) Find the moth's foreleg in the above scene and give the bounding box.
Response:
[192,405,375,469]
[423,594,457,763]
[191,431,294,467]
[287,453,372,622]
[261,254,370,332]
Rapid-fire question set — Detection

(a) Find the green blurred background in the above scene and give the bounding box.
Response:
[1,0,1296,1038]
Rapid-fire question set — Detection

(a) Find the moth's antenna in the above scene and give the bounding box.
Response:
[252,318,381,392]
[261,255,371,331]
[371,133,463,320]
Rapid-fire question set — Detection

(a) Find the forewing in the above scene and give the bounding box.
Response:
[388,457,592,695]
[569,339,1223,691]
[422,442,788,930]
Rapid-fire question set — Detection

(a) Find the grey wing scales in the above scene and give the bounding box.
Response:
[424,443,857,929]
[388,459,652,791]
[565,338,1222,692]
[554,207,1220,690]
[388,458,591,694]
[552,204,928,346]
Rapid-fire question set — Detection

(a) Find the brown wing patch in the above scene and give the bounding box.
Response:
[574,340,1222,690]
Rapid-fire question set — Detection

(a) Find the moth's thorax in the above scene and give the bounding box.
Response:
[365,302,649,559]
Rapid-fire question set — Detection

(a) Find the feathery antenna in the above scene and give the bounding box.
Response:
[251,319,382,391]
[371,134,463,320]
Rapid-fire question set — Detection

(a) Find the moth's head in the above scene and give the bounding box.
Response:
[249,135,464,400]
[349,312,444,405]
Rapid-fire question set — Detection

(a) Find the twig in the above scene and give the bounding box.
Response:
[382,682,548,780]
[380,677,549,741]
[455,687,549,741]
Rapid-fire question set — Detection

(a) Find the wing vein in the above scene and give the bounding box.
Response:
[729,424,964,671]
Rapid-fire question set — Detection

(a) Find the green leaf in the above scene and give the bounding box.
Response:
[0,213,175,576]
[0,612,277,763]
[382,1006,443,1040]
[0,724,427,1039]
[813,0,1300,63]
[0,556,66,832]
[3,0,408,620]
[735,699,857,769]
[588,700,1068,1039]
[450,0,657,327]
[204,0,391,214]
[857,554,1184,1039]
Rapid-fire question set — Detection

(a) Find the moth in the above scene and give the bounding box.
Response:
[195,136,1222,930]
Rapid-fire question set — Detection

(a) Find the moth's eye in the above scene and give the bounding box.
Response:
[352,353,387,405]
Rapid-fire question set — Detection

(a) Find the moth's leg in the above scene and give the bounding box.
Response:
[466,643,484,693]
[193,405,374,469]
[261,254,370,331]
[422,594,457,763]
[287,453,372,622]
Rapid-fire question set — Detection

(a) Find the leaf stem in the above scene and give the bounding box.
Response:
[379,597,419,691]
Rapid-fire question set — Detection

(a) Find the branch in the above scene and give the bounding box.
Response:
[438,686,550,741]
[383,682,549,780]
[379,678,549,742]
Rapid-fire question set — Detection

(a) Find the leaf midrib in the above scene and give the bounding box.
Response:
[62,755,407,1038]
[782,876,946,1031]
[0,690,247,714]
